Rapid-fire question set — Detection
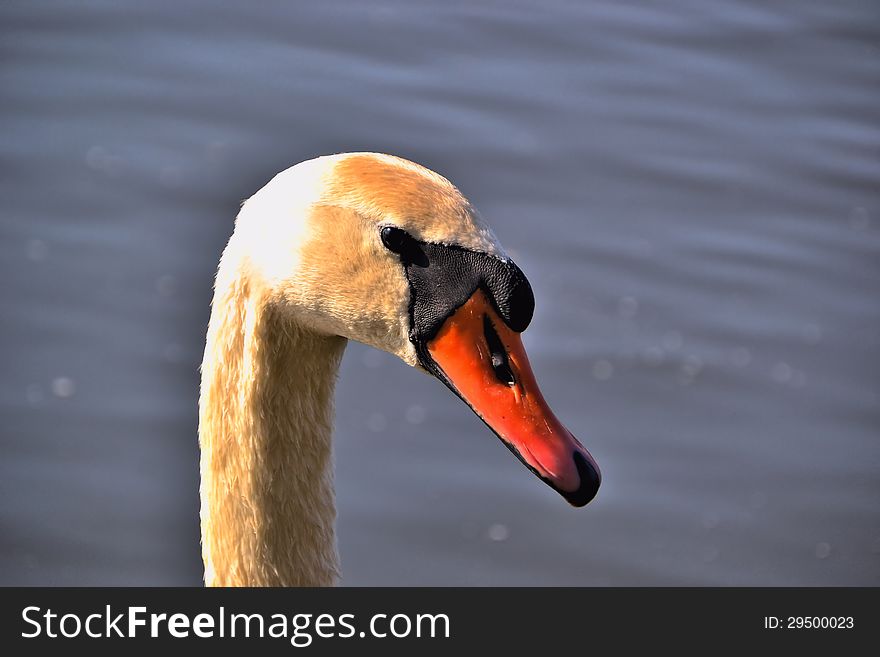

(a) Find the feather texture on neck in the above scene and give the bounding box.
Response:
[199,250,346,586]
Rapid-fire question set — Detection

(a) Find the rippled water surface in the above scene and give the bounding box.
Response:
[1,0,878,585]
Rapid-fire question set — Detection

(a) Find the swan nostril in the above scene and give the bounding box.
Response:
[483,314,516,387]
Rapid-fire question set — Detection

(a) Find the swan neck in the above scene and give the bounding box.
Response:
[199,261,346,586]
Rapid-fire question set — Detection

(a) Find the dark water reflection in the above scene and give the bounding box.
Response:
[1,0,878,585]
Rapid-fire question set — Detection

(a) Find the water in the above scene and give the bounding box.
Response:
[1,0,878,585]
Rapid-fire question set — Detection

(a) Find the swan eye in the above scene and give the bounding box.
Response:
[380,226,427,266]
[380,226,408,253]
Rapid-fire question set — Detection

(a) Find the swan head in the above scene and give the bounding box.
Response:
[232,152,601,507]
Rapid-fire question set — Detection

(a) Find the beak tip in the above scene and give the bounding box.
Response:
[562,451,602,508]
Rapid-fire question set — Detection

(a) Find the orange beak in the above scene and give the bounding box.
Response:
[427,289,601,506]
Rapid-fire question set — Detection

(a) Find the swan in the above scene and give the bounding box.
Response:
[199,152,601,586]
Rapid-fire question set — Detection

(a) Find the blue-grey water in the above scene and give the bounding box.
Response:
[1,0,878,585]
